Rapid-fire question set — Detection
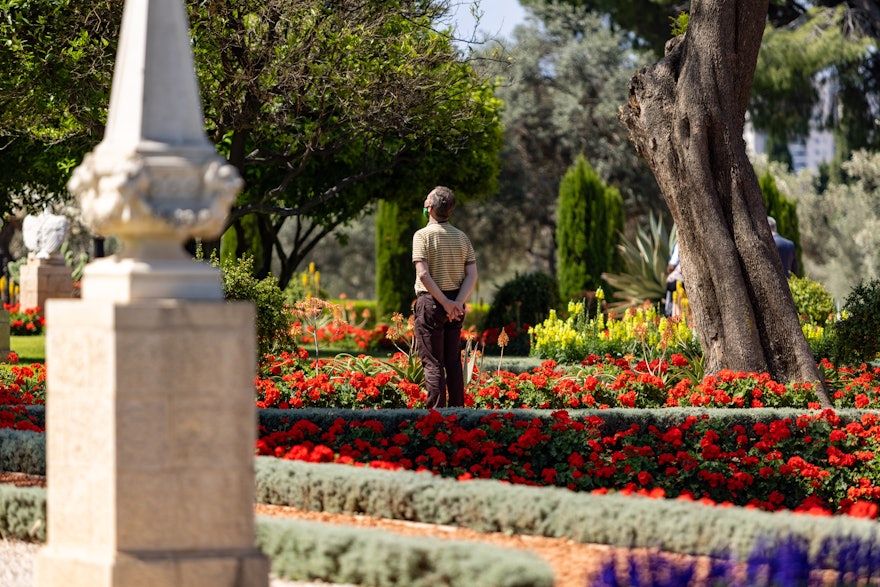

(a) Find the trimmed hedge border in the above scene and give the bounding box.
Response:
[0,429,45,475]
[257,516,554,586]
[0,484,554,587]
[255,457,880,562]
[5,407,880,564]
[0,484,45,541]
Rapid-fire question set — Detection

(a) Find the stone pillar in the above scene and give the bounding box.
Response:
[34,0,269,585]
[38,300,266,587]
[19,256,74,311]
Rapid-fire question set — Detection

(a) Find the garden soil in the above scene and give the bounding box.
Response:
[1,471,704,587]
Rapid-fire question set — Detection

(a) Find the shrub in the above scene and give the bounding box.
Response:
[555,155,623,301]
[481,272,559,356]
[601,212,672,311]
[830,279,880,365]
[788,274,833,327]
[216,253,295,359]
[375,199,420,320]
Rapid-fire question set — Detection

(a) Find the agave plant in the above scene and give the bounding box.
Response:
[601,213,675,311]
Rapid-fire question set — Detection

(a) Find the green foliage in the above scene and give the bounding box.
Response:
[215,254,295,359]
[759,170,802,275]
[763,150,880,302]
[60,241,89,284]
[555,155,624,301]
[375,199,419,320]
[601,213,672,311]
[830,279,880,366]
[466,4,659,278]
[257,517,554,587]
[788,274,833,327]
[753,6,871,137]
[482,272,559,356]
[0,0,503,286]
[0,428,45,475]
[0,484,46,542]
[670,11,689,36]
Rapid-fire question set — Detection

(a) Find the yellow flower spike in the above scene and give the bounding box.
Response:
[309,262,315,274]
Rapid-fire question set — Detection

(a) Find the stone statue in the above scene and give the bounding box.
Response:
[22,211,69,261]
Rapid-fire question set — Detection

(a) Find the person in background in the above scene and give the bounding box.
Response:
[768,216,797,275]
[665,241,683,317]
[412,186,478,408]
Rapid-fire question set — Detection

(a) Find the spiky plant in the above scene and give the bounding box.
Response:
[601,214,674,311]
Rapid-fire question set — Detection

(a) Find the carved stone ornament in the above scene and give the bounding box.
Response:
[22,211,69,261]
[68,147,242,245]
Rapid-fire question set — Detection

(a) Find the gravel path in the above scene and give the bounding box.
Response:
[0,539,354,587]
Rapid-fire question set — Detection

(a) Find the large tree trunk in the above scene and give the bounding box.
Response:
[618,0,831,406]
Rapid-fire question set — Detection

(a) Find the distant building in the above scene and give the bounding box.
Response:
[744,119,835,173]
[745,73,837,173]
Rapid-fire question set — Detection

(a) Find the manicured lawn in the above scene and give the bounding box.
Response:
[10,335,45,364]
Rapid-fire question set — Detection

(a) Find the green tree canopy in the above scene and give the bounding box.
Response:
[527,0,880,169]
[463,3,658,276]
[0,0,503,287]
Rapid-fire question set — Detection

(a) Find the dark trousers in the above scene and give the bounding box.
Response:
[414,291,464,409]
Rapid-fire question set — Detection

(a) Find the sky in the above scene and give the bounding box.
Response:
[451,0,528,44]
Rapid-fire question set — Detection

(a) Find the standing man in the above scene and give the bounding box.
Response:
[412,186,478,408]
[768,216,798,275]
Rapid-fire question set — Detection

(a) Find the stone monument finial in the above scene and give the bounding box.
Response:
[66,0,242,301]
[22,211,69,262]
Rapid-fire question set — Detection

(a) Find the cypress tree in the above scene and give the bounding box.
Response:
[555,155,624,301]
[376,199,421,319]
[760,170,803,276]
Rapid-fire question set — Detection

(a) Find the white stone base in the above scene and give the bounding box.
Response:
[19,259,74,310]
[35,546,269,587]
[81,256,223,302]
[36,298,267,587]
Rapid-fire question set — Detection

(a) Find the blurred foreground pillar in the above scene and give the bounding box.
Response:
[34,0,268,585]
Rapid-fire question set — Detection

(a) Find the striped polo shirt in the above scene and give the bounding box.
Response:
[412,221,476,293]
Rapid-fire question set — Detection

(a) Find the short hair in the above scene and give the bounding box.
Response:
[427,186,456,219]
[767,216,777,231]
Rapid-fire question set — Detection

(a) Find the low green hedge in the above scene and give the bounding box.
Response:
[255,457,880,562]
[0,484,45,541]
[0,429,45,475]
[0,484,554,587]
[257,516,554,587]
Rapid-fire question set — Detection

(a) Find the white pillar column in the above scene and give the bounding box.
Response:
[34,0,269,585]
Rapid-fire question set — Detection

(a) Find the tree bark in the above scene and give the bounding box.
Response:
[618,0,831,406]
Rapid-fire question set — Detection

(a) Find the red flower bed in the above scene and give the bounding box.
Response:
[257,408,880,519]
[0,351,45,432]
[255,352,880,411]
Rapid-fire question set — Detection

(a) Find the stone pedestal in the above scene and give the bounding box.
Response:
[19,256,74,310]
[35,299,269,587]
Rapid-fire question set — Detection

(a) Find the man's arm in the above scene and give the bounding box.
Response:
[414,259,458,317]
[454,262,478,311]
